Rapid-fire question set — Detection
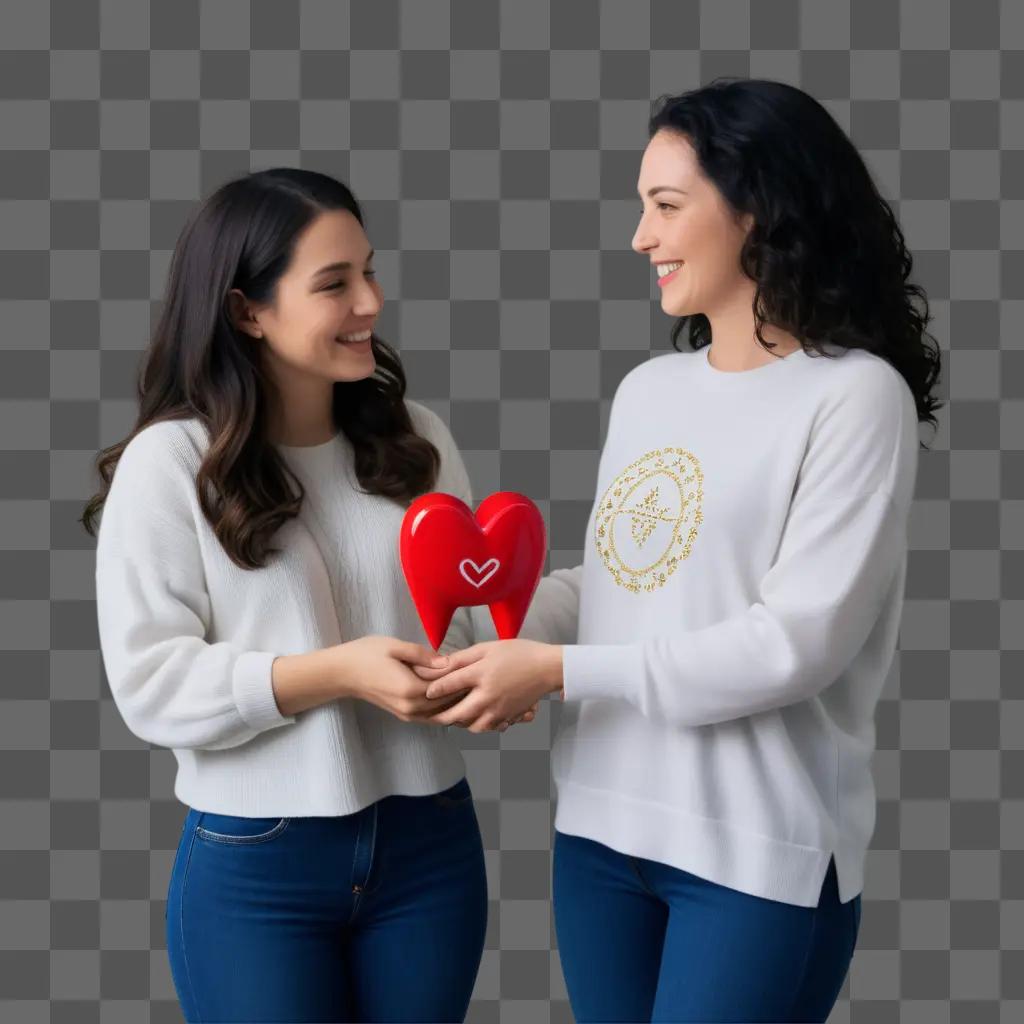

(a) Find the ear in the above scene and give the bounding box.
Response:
[226,288,263,340]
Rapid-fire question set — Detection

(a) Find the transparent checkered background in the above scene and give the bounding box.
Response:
[0,0,1021,1021]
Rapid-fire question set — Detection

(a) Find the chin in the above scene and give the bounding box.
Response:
[660,296,691,318]
[332,360,376,382]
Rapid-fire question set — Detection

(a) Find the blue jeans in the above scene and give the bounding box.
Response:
[553,830,861,1023]
[165,777,488,1023]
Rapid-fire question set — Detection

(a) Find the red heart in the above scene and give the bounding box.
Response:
[400,491,547,650]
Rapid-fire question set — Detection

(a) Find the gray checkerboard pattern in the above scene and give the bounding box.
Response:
[0,0,1020,1020]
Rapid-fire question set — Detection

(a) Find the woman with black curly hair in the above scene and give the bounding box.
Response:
[418,78,943,1022]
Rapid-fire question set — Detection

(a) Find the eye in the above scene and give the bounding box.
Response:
[656,202,675,211]
[325,271,376,291]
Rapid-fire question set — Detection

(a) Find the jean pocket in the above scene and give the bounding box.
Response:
[195,812,291,845]
[431,777,473,808]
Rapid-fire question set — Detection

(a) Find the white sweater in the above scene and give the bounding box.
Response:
[456,342,920,907]
[94,400,480,816]
[96,344,917,908]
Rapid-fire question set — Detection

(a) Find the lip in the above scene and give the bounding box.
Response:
[335,327,375,348]
[656,263,683,288]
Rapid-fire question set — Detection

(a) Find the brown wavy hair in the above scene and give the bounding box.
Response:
[649,78,944,444]
[81,167,440,569]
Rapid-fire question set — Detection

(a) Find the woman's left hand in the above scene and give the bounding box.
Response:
[414,639,563,733]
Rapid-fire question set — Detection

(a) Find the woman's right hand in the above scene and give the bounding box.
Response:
[330,635,464,723]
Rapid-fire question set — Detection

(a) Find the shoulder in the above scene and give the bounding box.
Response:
[99,417,211,546]
[607,352,671,402]
[801,346,920,505]
[115,416,208,485]
[404,398,470,497]
[808,346,917,437]
[405,399,452,446]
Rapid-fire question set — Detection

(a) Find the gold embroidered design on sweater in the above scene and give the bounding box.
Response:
[595,447,703,592]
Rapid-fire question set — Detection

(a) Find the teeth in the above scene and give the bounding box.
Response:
[338,330,372,342]
[657,262,684,278]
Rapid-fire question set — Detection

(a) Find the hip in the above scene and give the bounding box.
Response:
[167,776,485,913]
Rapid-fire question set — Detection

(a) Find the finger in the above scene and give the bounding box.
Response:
[428,689,472,714]
[413,692,468,719]
[424,664,481,700]
[395,641,450,669]
[430,692,486,727]
[470,713,501,734]
[504,706,537,727]
[411,663,451,681]
[459,707,499,733]
[430,644,488,676]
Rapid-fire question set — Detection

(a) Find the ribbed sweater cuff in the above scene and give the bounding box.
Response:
[561,644,639,705]
[232,651,296,731]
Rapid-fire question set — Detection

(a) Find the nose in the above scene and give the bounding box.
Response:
[631,211,657,254]
[352,276,382,316]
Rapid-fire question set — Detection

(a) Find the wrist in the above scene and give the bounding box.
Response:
[329,643,360,701]
[545,644,565,697]
[271,649,337,716]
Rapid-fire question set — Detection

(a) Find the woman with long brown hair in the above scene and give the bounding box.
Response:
[82,167,531,1023]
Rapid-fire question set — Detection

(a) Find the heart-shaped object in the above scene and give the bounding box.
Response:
[400,491,547,650]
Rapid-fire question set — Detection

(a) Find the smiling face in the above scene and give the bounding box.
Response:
[229,207,384,390]
[632,129,755,319]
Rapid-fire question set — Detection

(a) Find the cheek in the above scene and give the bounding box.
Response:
[682,218,736,286]
[276,297,330,338]
[316,296,355,329]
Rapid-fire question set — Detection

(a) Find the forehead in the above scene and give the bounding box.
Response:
[637,130,697,183]
[289,208,369,271]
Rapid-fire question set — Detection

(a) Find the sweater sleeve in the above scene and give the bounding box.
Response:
[94,426,297,751]
[407,401,582,653]
[561,366,920,727]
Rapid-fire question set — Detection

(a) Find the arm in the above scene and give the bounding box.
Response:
[95,427,298,751]
[561,366,920,728]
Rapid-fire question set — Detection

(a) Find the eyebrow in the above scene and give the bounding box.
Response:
[311,249,375,278]
[640,186,687,198]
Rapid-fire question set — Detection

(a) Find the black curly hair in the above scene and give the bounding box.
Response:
[648,77,943,441]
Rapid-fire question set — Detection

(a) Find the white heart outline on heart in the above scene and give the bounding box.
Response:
[459,557,500,588]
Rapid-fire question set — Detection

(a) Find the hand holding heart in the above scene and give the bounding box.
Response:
[412,639,564,734]
[418,653,541,731]
[399,489,555,731]
[332,635,470,723]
